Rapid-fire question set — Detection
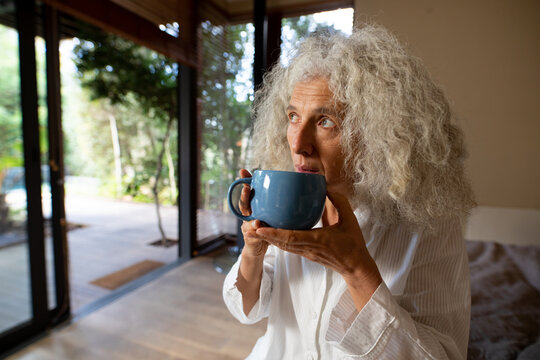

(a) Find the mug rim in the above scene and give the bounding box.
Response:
[252,169,325,179]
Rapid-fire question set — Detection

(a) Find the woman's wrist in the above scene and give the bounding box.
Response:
[237,248,265,316]
[239,247,265,282]
[242,241,268,258]
[342,259,383,311]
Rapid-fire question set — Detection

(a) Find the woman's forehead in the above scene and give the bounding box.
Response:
[288,77,342,113]
[290,78,332,101]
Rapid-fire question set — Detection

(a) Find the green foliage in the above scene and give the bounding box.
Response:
[281,14,345,65]
[0,26,23,173]
[36,38,49,167]
[73,28,177,116]
[199,22,254,211]
[0,110,23,171]
[71,25,178,204]
[0,28,50,178]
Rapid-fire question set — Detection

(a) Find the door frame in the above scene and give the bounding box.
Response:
[0,0,70,354]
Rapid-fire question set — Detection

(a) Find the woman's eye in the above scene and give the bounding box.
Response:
[288,113,299,123]
[320,118,336,128]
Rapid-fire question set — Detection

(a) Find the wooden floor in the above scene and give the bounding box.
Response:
[0,195,237,333]
[8,256,267,360]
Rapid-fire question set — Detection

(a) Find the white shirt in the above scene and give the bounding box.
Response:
[222,210,470,359]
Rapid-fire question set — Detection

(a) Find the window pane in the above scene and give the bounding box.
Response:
[0,16,33,333]
[280,8,354,66]
[198,21,254,244]
[60,20,179,312]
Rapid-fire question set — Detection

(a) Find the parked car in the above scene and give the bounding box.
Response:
[0,166,52,220]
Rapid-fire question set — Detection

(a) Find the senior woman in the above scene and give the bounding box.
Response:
[223,24,475,359]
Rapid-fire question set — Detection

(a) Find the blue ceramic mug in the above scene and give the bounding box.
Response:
[227,170,326,230]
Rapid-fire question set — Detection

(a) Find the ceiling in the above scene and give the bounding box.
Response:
[109,0,183,27]
[5,0,353,66]
[110,0,353,25]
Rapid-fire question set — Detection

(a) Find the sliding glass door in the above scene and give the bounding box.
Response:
[0,0,69,353]
[0,6,33,334]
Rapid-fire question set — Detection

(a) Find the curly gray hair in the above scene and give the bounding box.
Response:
[249,24,475,227]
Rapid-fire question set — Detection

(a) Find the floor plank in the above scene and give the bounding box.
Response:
[8,256,266,359]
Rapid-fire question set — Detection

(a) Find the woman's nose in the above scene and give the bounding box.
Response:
[289,124,314,156]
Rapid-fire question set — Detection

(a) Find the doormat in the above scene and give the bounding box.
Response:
[90,260,165,290]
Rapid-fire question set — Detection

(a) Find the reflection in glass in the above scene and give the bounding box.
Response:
[0,18,33,333]
[198,21,254,245]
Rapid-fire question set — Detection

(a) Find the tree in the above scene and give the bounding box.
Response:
[72,26,178,245]
[0,26,24,174]
[281,14,346,66]
[0,26,21,232]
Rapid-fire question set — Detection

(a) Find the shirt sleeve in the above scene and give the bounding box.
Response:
[222,245,276,325]
[325,220,470,359]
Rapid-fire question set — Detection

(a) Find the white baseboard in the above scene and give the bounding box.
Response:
[465,206,540,246]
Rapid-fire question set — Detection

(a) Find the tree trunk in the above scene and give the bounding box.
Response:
[146,123,157,155]
[165,136,177,204]
[108,113,123,198]
[153,115,174,246]
[240,126,253,169]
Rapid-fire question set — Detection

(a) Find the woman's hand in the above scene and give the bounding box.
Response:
[238,169,269,259]
[235,169,268,315]
[254,190,382,310]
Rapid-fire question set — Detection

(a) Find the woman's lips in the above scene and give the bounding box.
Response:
[295,165,320,174]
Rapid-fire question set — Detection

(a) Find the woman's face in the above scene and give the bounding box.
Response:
[286,77,348,193]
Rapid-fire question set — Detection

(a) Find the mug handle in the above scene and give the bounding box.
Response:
[227,177,255,222]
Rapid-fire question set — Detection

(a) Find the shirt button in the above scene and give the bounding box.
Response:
[311,312,318,320]
[307,354,315,360]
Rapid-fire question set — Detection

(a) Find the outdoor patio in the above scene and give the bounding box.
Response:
[0,192,237,333]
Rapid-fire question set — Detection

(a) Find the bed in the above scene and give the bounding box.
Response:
[466,240,540,359]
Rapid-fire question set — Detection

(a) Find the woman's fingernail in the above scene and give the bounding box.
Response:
[252,220,259,229]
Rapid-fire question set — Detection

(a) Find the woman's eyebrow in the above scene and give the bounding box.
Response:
[286,105,339,116]
[314,107,340,116]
